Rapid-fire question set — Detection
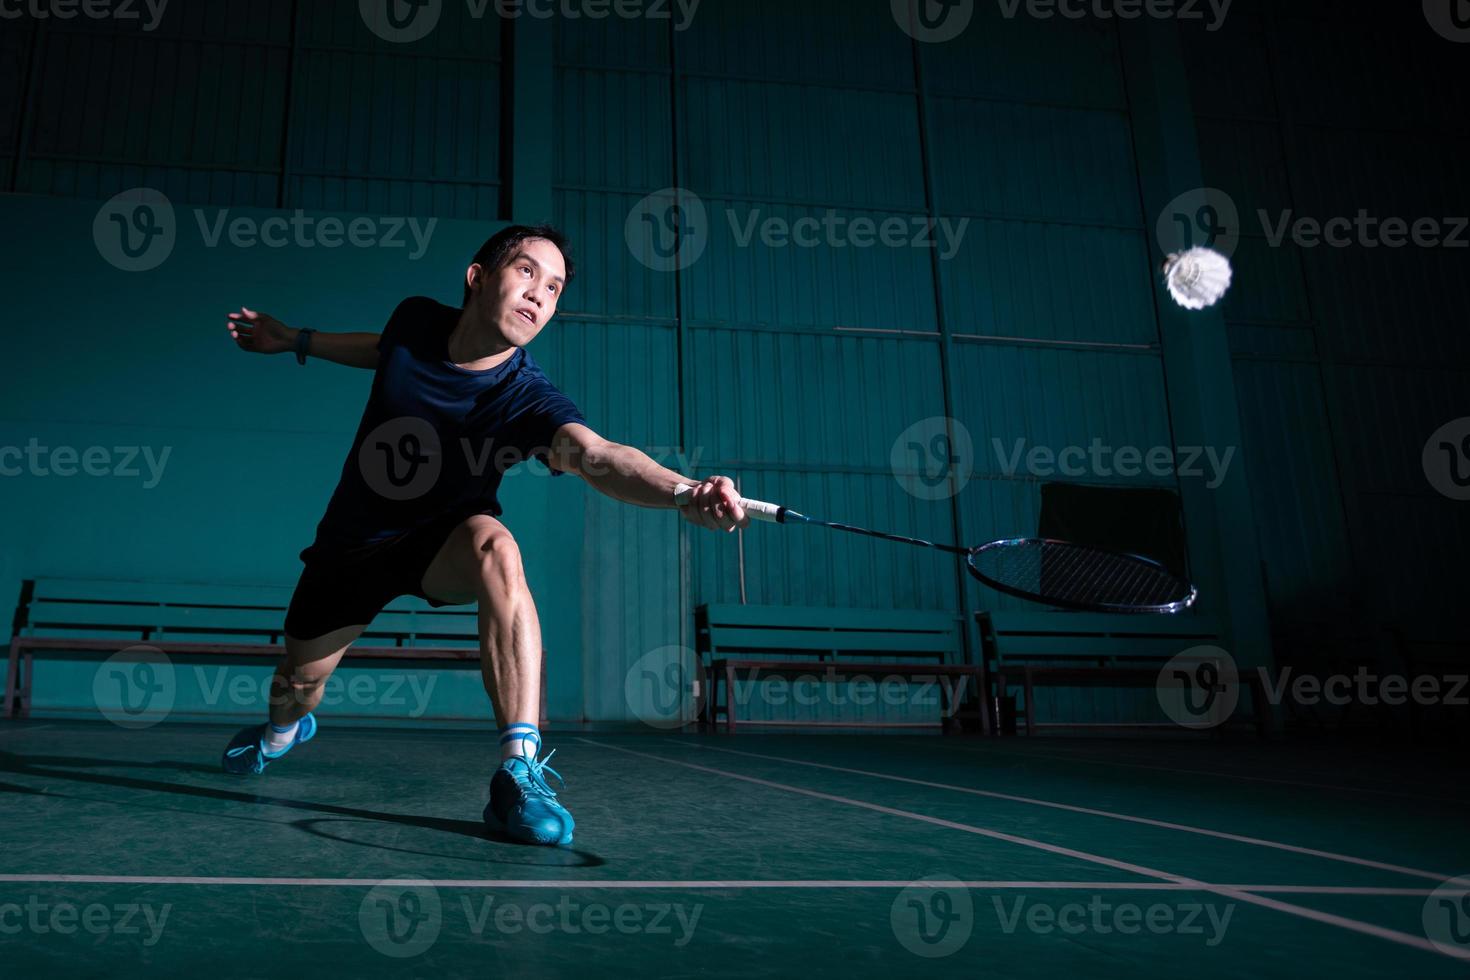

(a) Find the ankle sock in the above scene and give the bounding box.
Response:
[499,723,542,761]
[264,720,298,755]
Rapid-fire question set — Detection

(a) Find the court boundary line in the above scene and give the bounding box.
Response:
[0,874,1463,896]
[681,743,1450,882]
[959,743,1466,806]
[577,739,1469,962]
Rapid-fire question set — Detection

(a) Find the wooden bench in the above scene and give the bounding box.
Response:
[5,577,544,726]
[694,603,980,733]
[976,610,1268,737]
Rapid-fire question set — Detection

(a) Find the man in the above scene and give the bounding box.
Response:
[222,224,747,847]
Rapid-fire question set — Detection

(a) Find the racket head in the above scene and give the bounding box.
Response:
[966,538,1198,614]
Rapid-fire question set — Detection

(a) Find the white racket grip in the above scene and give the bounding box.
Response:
[673,482,784,523]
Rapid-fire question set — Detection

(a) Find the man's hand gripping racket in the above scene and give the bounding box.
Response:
[674,482,1197,614]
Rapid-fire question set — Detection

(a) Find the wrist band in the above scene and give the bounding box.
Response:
[294,328,315,365]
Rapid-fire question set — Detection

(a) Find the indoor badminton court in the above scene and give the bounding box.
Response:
[1,1,1466,978]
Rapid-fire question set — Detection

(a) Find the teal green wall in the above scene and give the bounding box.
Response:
[2,1,1460,727]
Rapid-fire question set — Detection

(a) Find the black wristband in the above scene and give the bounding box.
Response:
[295,328,316,365]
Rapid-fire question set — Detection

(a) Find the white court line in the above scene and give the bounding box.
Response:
[970,744,1466,806]
[578,739,1470,962]
[0,874,1463,896]
[683,743,1450,882]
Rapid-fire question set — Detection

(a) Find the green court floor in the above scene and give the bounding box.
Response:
[2,722,1468,978]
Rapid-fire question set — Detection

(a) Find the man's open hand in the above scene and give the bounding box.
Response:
[227,307,294,355]
[680,476,749,532]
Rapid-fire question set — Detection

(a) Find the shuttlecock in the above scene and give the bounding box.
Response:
[1162,247,1233,310]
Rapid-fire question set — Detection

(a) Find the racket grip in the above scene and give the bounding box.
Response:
[673,483,784,523]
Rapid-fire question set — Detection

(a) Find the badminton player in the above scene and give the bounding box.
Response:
[221,225,747,846]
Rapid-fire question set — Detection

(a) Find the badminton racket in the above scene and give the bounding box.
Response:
[674,484,1197,615]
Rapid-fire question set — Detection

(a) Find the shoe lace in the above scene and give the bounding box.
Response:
[513,748,565,799]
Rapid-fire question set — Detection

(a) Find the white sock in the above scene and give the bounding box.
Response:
[264,720,298,754]
[499,723,541,761]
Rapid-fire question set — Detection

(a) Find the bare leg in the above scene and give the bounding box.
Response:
[419,514,542,733]
[270,623,365,726]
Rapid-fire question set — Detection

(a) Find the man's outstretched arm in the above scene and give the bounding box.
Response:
[226,307,380,369]
[548,422,749,532]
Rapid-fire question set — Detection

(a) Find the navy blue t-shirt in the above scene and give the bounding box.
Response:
[301,296,585,562]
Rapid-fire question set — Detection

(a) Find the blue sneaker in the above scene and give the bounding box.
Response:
[221,714,318,775]
[483,749,574,846]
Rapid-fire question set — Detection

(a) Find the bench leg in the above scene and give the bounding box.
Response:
[3,638,19,719]
[725,663,737,733]
[20,651,32,719]
[1023,668,1036,737]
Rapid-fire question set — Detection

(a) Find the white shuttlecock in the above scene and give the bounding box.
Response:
[1162,247,1233,311]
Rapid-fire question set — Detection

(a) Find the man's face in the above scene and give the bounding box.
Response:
[470,236,566,347]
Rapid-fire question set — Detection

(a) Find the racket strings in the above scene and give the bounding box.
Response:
[971,540,1190,612]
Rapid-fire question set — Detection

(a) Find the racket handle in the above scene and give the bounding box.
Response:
[673,482,785,523]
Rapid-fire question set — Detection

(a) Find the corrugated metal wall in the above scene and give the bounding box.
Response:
[1181,1,1469,643]
[6,1,1457,724]
[15,0,502,216]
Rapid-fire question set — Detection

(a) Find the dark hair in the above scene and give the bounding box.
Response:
[463,223,575,306]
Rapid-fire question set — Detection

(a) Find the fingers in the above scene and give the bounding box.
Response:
[687,476,744,532]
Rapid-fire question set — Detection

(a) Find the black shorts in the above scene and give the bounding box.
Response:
[284,513,469,641]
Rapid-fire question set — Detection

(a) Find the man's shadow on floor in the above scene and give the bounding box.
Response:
[0,751,603,867]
